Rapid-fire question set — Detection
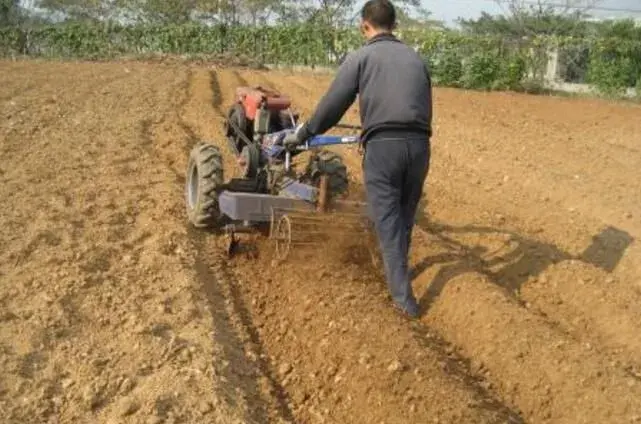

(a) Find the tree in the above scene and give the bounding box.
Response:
[595,18,641,40]
[396,6,444,29]
[272,0,359,26]
[274,0,424,27]
[204,0,280,25]
[35,0,125,22]
[0,0,23,26]
[128,0,197,23]
[458,0,602,37]
[240,0,279,24]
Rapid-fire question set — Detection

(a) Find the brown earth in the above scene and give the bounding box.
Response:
[1,60,640,424]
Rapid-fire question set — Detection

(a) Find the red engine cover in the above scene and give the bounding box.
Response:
[236,86,291,120]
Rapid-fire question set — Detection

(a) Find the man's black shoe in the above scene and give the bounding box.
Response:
[393,302,420,320]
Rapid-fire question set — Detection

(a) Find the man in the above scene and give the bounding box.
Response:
[285,0,432,319]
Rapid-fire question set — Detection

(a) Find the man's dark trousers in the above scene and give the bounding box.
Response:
[363,136,430,316]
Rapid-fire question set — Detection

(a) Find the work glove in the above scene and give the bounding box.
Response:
[283,123,310,151]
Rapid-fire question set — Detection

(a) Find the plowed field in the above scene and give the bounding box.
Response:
[1,60,641,424]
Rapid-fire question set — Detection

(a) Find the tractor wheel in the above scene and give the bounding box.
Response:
[239,143,260,179]
[185,143,225,229]
[226,103,249,154]
[304,150,349,199]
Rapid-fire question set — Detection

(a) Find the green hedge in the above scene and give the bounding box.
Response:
[586,37,641,96]
[0,23,357,64]
[1,22,640,95]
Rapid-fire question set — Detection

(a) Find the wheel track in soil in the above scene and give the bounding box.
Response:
[173,66,298,423]
[132,66,254,423]
[249,69,641,424]
[227,69,525,423]
[132,65,286,423]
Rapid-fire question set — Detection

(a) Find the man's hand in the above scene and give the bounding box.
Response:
[283,124,310,150]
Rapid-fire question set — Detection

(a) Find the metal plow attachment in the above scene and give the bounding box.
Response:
[269,199,381,269]
[279,174,379,266]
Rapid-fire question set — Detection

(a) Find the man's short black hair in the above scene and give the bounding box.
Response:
[361,0,396,31]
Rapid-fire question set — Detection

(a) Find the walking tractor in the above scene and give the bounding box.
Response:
[184,86,374,260]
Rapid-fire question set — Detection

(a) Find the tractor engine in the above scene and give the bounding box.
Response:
[226,86,299,152]
[224,86,303,191]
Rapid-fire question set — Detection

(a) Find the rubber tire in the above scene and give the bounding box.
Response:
[226,103,249,153]
[240,143,260,179]
[305,150,349,198]
[185,143,225,228]
[226,103,246,135]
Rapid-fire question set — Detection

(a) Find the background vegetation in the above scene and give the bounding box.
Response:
[1,0,640,96]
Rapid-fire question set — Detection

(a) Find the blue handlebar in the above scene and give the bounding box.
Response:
[305,134,360,148]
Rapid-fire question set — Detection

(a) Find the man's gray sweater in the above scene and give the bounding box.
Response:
[302,33,432,144]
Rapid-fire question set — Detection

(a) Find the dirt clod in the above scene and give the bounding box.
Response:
[116,397,140,416]
[387,360,404,373]
[279,362,293,376]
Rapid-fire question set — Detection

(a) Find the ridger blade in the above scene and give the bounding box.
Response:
[269,175,380,266]
[270,207,373,262]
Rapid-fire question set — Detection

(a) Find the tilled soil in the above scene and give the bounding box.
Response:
[1,60,640,424]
